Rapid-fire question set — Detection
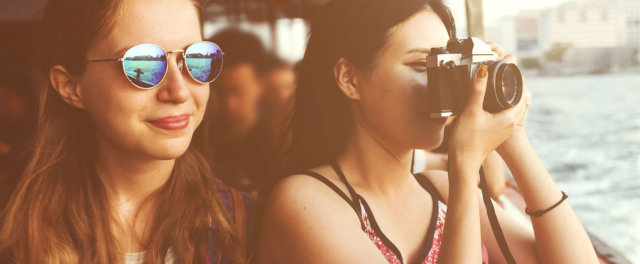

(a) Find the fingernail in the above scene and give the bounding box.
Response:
[477,64,488,79]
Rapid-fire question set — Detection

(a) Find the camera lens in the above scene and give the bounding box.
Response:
[496,63,522,107]
[501,65,519,104]
[482,61,523,113]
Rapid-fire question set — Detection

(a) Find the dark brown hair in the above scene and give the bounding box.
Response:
[284,0,456,174]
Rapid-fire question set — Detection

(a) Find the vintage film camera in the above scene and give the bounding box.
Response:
[425,37,523,117]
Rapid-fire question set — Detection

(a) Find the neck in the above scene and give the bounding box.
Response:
[95,137,174,207]
[338,119,414,196]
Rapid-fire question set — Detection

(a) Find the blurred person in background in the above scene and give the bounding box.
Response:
[0,20,41,210]
[209,28,266,143]
[0,0,254,262]
[0,77,36,159]
[0,21,41,213]
[0,76,38,215]
[208,28,295,196]
[259,55,297,156]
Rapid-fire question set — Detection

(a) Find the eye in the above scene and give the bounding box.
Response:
[407,61,427,72]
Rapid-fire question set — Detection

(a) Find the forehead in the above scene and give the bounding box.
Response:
[98,0,202,55]
[384,10,450,54]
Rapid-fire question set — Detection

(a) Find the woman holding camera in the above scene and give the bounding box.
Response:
[0,0,252,263]
[257,0,598,263]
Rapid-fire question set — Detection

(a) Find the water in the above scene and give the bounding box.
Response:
[123,60,166,87]
[524,73,640,263]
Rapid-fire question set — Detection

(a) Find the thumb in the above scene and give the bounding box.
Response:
[466,64,489,112]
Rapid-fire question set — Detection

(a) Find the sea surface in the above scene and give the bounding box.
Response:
[524,73,640,263]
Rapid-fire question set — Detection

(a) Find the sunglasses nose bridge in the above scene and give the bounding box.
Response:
[166,50,186,72]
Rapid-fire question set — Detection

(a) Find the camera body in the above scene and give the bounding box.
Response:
[425,37,523,117]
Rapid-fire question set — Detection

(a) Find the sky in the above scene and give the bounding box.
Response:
[483,0,583,26]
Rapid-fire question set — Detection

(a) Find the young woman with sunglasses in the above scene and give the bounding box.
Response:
[0,0,252,263]
[257,0,598,263]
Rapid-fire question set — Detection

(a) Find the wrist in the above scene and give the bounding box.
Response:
[448,144,483,168]
[497,133,540,173]
[448,150,483,187]
[497,130,529,156]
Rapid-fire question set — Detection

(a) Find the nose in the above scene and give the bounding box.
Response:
[156,51,190,104]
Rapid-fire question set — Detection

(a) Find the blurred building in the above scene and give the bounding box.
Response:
[613,0,640,48]
[538,0,624,50]
[486,18,517,54]
[486,11,542,59]
[515,12,541,58]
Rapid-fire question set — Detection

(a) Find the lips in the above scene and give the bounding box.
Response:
[148,114,190,130]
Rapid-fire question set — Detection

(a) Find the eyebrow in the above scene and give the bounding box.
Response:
[405,48,431,55]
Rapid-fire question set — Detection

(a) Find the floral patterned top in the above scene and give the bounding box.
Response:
[359,198,488,264]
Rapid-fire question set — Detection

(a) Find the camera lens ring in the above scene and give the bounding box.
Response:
[494,62,523,108]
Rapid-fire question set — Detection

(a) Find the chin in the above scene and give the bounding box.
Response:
[412,128,445,150]
[145,138,192,160]
[415,140,443,151]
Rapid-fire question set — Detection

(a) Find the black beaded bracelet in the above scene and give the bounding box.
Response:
[525,191,568,217]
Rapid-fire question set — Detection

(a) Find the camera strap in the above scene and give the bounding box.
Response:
[480,166,517,264]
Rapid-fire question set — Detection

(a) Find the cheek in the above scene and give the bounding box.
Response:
[362,68,425,125]
[192,85,210,124]
[79,70,149,136]
[359,68,443,148]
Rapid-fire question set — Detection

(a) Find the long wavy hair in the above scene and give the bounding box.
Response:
[0,0,244,263]
[283,0,457,175]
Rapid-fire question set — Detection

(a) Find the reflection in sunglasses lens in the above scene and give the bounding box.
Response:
[122,44,167,89]
[185,42,223,83]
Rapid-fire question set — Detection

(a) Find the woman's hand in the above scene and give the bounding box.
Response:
[448,62,529,173]
[485,42,533,157]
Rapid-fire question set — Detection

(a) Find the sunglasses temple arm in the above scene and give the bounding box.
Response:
[85,58,122,63]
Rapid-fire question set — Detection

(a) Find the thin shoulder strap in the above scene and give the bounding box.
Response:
[413,172,444,202]
[297,170,366,231]
[330,161,368,228]
[330,162,361,207]
[298,170,353,205]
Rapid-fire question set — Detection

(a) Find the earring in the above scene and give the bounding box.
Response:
[351,89,356,96]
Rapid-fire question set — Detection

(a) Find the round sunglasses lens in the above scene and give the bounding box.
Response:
[122,44,167,89]
[185,41,223,83]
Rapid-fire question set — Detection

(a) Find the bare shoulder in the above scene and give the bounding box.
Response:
[263,165,356,228]
[258,167,385,263]
[266,165,349,210]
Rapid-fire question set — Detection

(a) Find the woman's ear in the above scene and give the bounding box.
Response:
[333,58,361,100]
[49,65,86,109]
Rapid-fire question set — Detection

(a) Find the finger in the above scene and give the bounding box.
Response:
[494,90,527,125]
[512,90,531,125]
[465,64,489,113]
[516,99,529,127]
[487,41,505,59]
[521,89,532,120]
[503,54,517,65]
